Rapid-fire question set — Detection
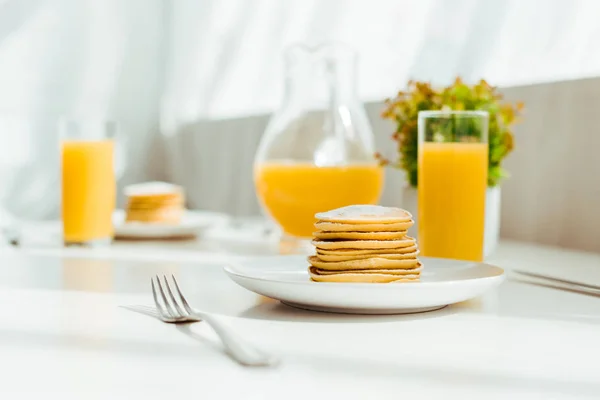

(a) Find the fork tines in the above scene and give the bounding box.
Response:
[151,275,194,321]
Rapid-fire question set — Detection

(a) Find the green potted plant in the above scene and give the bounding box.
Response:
[378,77,523,255]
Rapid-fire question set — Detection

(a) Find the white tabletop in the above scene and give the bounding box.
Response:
[1,222,600,399]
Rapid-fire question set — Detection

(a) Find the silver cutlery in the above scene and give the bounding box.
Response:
[126,275,278,367]
[512,270,600,297]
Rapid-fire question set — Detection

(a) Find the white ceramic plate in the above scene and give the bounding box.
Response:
[113,209,228,239]
[225,255,505,314]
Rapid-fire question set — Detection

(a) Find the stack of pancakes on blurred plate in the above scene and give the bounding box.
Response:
[124,182,185,225]
[309,205,420,283]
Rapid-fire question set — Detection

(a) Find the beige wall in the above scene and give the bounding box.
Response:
[500,78,600,253]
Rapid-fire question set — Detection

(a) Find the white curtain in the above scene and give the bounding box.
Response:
[1,0,599,218]
[0,0,163,219]
[161,0,600,120]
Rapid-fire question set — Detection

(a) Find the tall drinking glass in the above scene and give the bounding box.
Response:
[418,111,488,261]
[60,119,116,246]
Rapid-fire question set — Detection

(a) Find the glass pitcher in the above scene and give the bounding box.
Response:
[254,43,383,238]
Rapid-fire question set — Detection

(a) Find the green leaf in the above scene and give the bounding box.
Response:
[380,77,523,188]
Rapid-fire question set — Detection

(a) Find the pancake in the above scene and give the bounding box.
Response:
[314,220,414,232]
[312,237,416,250]
[309,267,420,283]
[312,265,422,276]
[316,250,419,262]
[127,198,184,209]
[124,207,183,224]
[125,182,183,201]
[315,205,412,224]
[309,205,421,284]
[316,245,418,256]
[124,181,185,224]
[125,181,183,195]
[308,256,420,271]
[313,230,408,241]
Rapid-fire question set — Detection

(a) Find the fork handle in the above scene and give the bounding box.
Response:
[192,311,267,366]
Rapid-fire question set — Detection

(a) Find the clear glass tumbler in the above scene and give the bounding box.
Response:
[60,119,117,246]
[418,110,489,261]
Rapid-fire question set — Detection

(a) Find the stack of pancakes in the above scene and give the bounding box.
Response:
[308,205,421,283]
[124,182,185,225]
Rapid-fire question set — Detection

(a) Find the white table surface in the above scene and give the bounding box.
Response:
[1,222,600,399]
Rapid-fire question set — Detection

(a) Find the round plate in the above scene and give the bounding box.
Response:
[113,209,228,239]
[224,255,505,315]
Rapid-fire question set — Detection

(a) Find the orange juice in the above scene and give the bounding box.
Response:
[418,142,487,261]
[255,162,384,237]
[61,140,116,243]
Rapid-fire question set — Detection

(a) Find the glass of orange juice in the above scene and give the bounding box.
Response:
[254,44,383,244]
[417,111,488,261]
[60,119,117,246]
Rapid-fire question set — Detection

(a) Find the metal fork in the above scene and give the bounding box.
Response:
[141,275,277,366]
